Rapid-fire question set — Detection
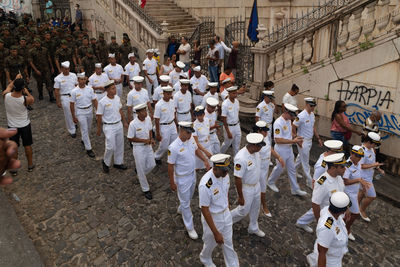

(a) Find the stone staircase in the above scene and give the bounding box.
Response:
[143,0,199,36]
[237,92,258,119]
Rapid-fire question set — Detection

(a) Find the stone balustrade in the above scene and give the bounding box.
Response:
[256,0,400,82]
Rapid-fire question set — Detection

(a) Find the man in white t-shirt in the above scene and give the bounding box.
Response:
[124,53,141,89]
[3,76,35,173]
[126,76,152,122]
[88,63,109,102]
[177,37,191,71]
[143,49,159,101]
[103,54,124,97]
[282,84,299,107]
[190,66,208,106]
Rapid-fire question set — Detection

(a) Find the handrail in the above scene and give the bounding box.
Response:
[122,0,163,35]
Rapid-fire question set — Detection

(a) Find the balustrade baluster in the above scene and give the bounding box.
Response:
[347,7,364,48]
[267,51,276,80]
[392,0,400,28]
[338,15,351,50]
[283,42,294,76]
[375,0,391,35]
[361,1,378,38]
[292,37,304,71]
[274,48,284,79]
[302,32,313,65]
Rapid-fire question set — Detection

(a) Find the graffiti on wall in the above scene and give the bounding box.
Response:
[0,0,32,14]
[345,103,400,139]
[337,80,394,111]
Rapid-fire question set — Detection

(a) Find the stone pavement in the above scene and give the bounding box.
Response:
[0,86,399,267]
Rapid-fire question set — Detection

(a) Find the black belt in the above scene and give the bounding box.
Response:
[104,120,121,125]
[228,122,239,126]
[77,105,92,109]
[210,131,216,134]
[177,110,190,115]
[148,73,156,75]
[95,91,104,94]
[61,94,71,96]
[160,120,174,125]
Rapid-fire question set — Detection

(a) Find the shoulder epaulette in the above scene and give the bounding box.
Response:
[324,217,333,229]
[346,161,352,168]
[317,176,327,185]
[206,178,213,188]
[321,161,326,168]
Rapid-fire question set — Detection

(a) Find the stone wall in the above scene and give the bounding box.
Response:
[173,0,320,36]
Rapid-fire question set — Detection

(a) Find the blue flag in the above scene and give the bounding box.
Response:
[247,0,259,42]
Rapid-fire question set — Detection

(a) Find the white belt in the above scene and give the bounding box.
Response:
[243,183,258,187]
[132,143,149,146]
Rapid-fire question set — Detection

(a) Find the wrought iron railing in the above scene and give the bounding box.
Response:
[267,0,354,45]
[122,0,163,35]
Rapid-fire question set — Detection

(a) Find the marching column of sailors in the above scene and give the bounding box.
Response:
[54,49,385,266]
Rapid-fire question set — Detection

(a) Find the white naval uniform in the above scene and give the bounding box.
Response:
[143,58,159,99]
[314,153,327,181]
[205,109,220,154]
[343,160,362,214]
[70,85,96,150]
[231,146,262,233]
[169,69,183,86]
[360,146,377,197]
[168,136,198,231]
[296,172,345,226]
[255,100,274,141]
[124,62,141,87]
[127,116,155,192]
[154,98,177,160]
[259,136,272,194]
[193,119,211,169]
[88,73,109,102]
[293,109,315,183]
[220,98,241,155]
[104,64,124,97]
[267,116,301,191]
[173,81,181,95]
[201,91,219,108]
[54,72,78,135]
[220,90,229,101]
[307,206,348,267]
[96,95,124,166]
[199,170,239,267]
[152,85,164,103]
[190,74,208,106]
[126,88,149,119]
[174,89,192,122]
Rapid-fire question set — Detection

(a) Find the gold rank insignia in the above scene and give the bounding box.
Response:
[235,164,241,170]
[283,125,288,131]
[179,148,185,152]
[213,188,219,195]
[306,120,310,123]
[248,161,252,166]
[317,176,327,185]
[325,217,333,229]
[335,226,340,234]
[206,178,213,188]
[137,128,142,131]
[275,128,280,134]
[331,189,337,194]
[105,104,111,107]
[167,150,171,156]
[256,108,260,112]
[295,117,300,122]
[77,94,81,97]
[321,161,326,168]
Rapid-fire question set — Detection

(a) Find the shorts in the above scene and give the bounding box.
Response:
[347,192,360,214]
[9,123,33,147]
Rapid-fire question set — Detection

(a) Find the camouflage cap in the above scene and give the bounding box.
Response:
[10,45,18,50]
[33,38,41,43]
[61,39,68,45]
[90,37,96,41]
[19,36,27,41]
[99,33,104,37]
[111,36,116,39]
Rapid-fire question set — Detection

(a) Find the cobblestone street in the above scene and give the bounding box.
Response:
[0,85,399,267]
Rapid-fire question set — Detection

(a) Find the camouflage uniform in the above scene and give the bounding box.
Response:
[4,52,27,81]
[29,43,54,99]
[119,42,132,67]
[55,42,76,72]
[0,41,9,90]
[96,35,109,67]
[80,49,98,77]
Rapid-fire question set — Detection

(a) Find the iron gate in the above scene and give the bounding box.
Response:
[224,16,254,86]
[39,0,71,21]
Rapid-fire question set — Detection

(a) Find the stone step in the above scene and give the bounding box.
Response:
[239,106,256,118]
[237,94,258,108]
[153,19,198,26]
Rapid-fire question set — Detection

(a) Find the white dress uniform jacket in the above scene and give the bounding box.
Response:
[190,74,208,106]
[343,159,362,214]
[220,98,241,155]
[174,90,192,122]
[88,72,109,102]
[143,58,159,99]
[154,98,177,160]
[193,119,211,169]
[104,64,124,97]
[205,109,220,154]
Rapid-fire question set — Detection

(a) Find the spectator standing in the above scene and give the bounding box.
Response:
[193,40,202,64]
[166,36,179,58]
[177,36,191,72]
[75,4,83,31]
[2,76,35,173]
[206,40,219,83]
[226,41,239,76]
[45,0,54,21]
[282,84,299,107]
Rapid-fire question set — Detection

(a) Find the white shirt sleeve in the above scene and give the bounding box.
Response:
[220,41,232,53]
[199,185,211,207]
[127,121,136,139]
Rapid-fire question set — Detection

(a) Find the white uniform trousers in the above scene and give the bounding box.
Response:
[176,112,191,122]
[199,210,239,267]
[195,140,211,169]
[61,95,76,135]
[307,242,345,267]
[133,144,156,192]
[77,111,93,150]
[154,124,177,160]
[209,132,220,154]
[220,124,241,155]
[231,182,261,233]
[103,122,124,166]
[116,83,123,98]
[296,208,315,225]
[267,147,301,192]
[193,94,203,107]
[145,74,158,101]
[295,138,313,182]
[260,158,271,193]
[176,172,196,231]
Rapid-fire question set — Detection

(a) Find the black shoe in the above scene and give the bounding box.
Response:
[49,97,56,103]
[27,105,33,111]
[28,165,35,172]
[155,159,162,165]
[86,150,95,158]
[113,164,127,170]
[10,170,18,176]
[102,160,110,173]
[144,191,153,200]
[75,124,79,130]
[70,133,77,138]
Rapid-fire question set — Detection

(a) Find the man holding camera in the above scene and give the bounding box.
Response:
[2,74,35,174]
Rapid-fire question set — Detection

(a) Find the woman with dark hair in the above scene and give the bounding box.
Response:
[193,40,202,64]
[160,55,173,75]
[330,100,362,150]
[170,54,177,68]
